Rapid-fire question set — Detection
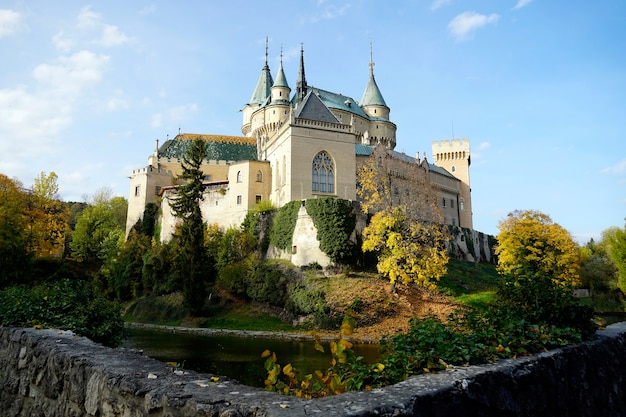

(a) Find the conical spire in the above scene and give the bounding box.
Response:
[248,37,274,105]
[273,47,289,88]
[296,44,308,103]
[360,43,387,107]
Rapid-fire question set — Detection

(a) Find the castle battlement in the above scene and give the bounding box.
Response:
[432,138,470,151]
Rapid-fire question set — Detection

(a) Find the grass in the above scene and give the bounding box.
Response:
[438,259,501,309]
[198,304,300,331]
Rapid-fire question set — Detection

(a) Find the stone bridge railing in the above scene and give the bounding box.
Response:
[1,323,625,417]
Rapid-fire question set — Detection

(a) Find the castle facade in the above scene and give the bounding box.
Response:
[126,45,473,247]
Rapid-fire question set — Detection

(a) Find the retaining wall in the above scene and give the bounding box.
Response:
[1,323,625,417]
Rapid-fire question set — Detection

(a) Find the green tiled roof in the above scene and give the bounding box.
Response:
[159,134,257,162]
[305,86,370,119]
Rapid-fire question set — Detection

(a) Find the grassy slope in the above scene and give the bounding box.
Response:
[125,259,502,333]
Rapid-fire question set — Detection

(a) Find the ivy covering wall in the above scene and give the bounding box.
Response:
[305,197,356,264]
[268,200,301,251]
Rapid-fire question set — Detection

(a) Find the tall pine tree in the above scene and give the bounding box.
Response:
[169,138,211,315]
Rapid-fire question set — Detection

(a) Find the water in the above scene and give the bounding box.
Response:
[122,327,380,387]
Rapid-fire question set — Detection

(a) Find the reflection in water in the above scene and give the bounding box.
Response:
[122,328,380,387]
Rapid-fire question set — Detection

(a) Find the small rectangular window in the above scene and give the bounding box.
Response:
[256,195,262,204]
[237,195,242,205]
[451,199,455,208]
[155,186,161,196]
[442,198,446,207]
[134,185,140,197]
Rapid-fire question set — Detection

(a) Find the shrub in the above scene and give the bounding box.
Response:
[0,279,125,347]
[245,257,289,307]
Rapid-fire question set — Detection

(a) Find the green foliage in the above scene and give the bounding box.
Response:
[285,284,336,328]
[216,227,257,271]
[305,198,356,264]
[245,257,289,307]
[124,292,188,325]
[0,278,125,347]
[71,195,127,261]
[604,224,626,294]
[141,239,181,295]
[269,200,301,251]
[242,202,275,254]
[101,231,152,300]
[216,262,248,298]
[169,138,212,315]
[497,274,596,338]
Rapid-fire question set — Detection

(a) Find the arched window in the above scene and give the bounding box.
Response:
[256,170,263,182]
[236,171,242,183]
[312,151,334,193]
[460,198,465,211]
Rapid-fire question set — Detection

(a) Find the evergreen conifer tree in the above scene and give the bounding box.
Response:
[169,138,211,314]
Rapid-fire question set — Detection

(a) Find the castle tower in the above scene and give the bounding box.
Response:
[270,50,291,105]
[432,138,473,229]
[360,44,396,149]
[242,38,274,136]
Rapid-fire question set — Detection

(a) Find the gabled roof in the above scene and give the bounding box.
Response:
[159,134,257,162]
[303,86,370,119]
[294,91,341,123]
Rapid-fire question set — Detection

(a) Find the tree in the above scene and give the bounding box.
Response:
[28,171,69,258]
[0,174,31,286]
[71,191,127,261]
[358,145,448,289]
[168,138,212,314]
[495,210,581,286]
[603,223,626,294]
[362,207,448,290]
[495,210,593,331]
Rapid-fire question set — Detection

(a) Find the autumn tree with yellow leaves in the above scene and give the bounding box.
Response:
[357,145,449,290]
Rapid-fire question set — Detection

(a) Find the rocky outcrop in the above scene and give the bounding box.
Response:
[1,323,625,417]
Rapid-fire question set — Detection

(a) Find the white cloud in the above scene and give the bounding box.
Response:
[448,11,499,41]
[0,50,110,165]
[312,2,351,22]
[106,97,129,112]
[33,51,110,95]
[513,0,533,10]
[602,159,626,175]
[76,6,131,47]
[478,142,491,150]
[151,113,163,129]
[52,31,74,52]
[0,9,24,38]
[431,0,451,11]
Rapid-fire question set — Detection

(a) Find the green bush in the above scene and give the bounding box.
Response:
[245,258,289,307]
[216,262,249,298]
[0,279,125,347]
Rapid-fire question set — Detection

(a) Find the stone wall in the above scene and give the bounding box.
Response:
[1,323,625,417]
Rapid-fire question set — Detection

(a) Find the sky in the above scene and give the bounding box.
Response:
[0,0,624,243]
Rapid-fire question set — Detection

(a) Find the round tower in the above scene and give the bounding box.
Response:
[360,45,396,149]
[432,138,473,229]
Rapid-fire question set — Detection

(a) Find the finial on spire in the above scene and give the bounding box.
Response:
[280,45,283,63]
[369,41,375,75]
[265,36,269,66]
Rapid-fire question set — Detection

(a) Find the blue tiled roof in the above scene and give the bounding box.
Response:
[354,144,455,179]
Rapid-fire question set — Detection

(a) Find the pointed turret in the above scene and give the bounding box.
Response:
[360,45,388,109]
[360,43,390,121]
[248,37,274,106]
[295,44,308,105]
[271,50,291,106]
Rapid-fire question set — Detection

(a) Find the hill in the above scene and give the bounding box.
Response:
[125,259,501,342]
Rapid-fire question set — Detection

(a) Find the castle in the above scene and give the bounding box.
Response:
[126,44,474,254]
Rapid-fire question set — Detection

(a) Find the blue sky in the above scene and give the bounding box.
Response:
[1,0,624,243]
